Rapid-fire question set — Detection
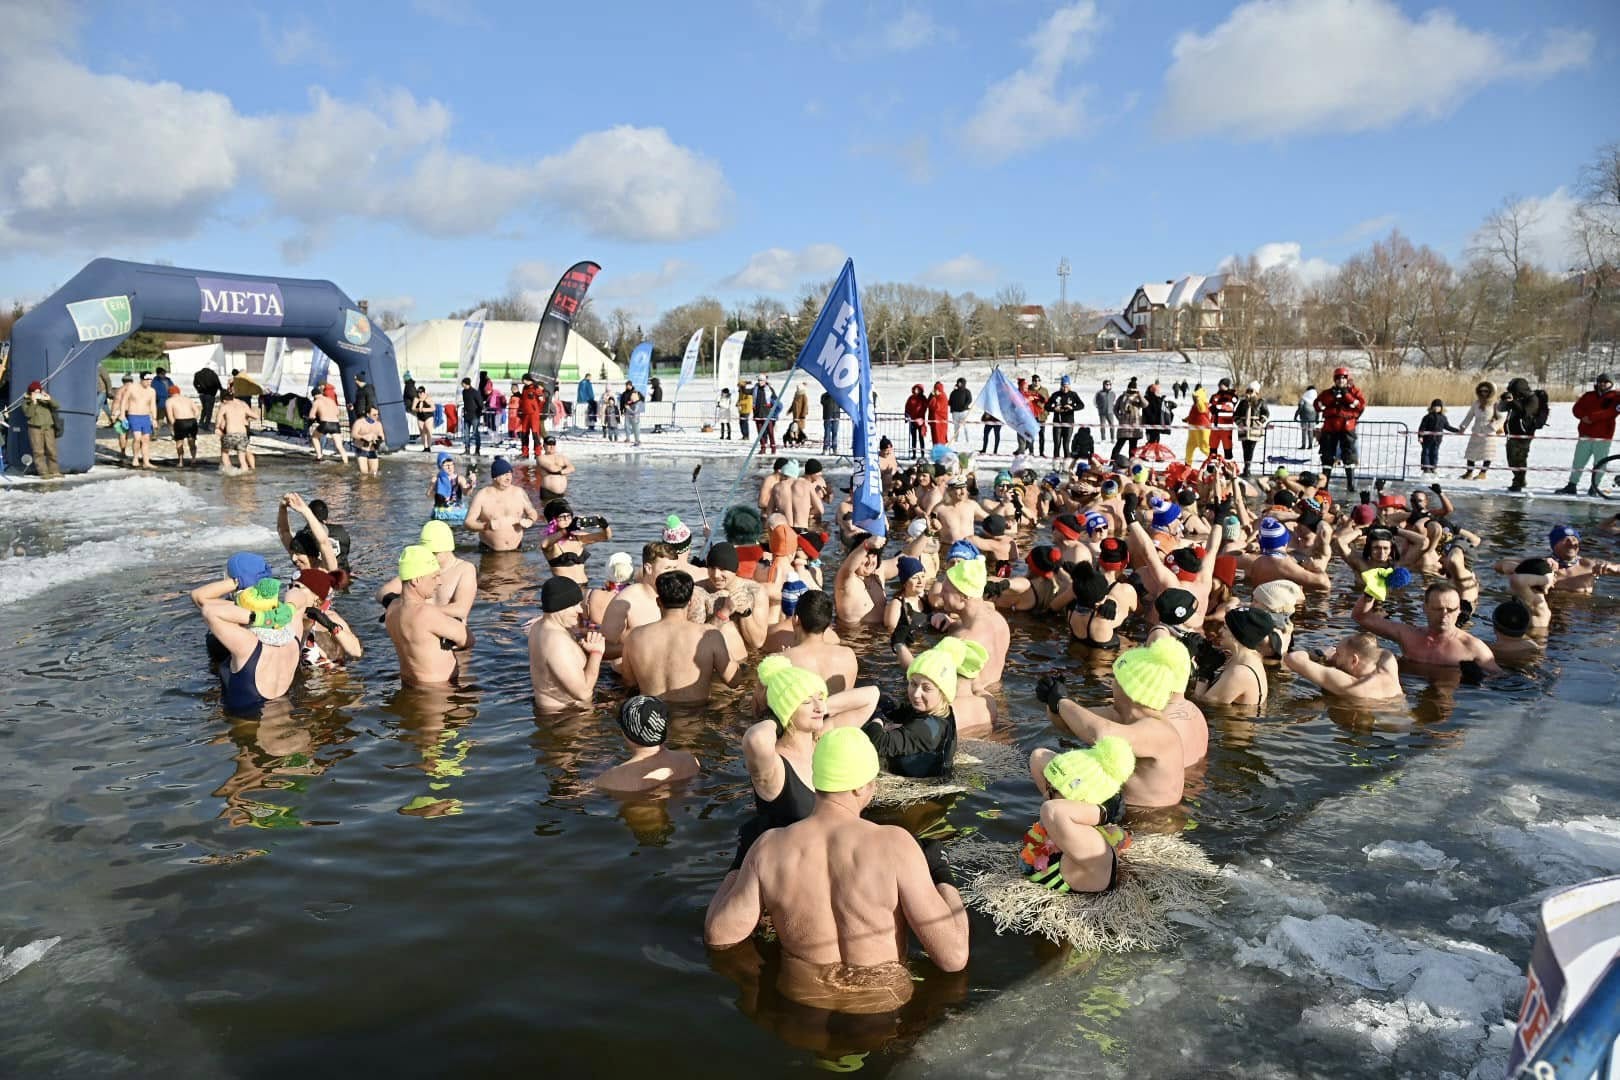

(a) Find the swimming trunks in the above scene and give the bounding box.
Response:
[173,419,199,440]
[221,431,249,451]
[361,447,379,460]
[318,421,340,434]
[126,414,153,436]
[220,641,268,714]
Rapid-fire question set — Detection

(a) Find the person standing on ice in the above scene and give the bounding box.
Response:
[1558,373,1620,496]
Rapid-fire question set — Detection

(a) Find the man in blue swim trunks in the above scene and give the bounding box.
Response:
[117,371,158,469]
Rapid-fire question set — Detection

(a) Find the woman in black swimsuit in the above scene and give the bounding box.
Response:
[1067,561,1137,648]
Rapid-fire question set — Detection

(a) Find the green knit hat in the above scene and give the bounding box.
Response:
[1044,736,1136,803]
[757,655,828,729]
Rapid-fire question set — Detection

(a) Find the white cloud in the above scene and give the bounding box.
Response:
[920,254,996,287]
[533,126,731,243]
[1474,188,1585,271]
[1336,213,1399,244]
[722,244,846,292]
[594,259,695,303]
[1223,241,1338,287]
[1158,0,1594,140]
[0,28,731,251]
[960,2,1100,161]
[850,135,932,184]
[878,10,951,52]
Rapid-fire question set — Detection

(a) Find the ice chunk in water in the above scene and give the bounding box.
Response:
[1488,815,1620,884]
[0,524,276,606]
[0,936,61,983]
[1364,840,1458,872]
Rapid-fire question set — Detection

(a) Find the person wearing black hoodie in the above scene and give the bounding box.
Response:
[949,378,973,443]
[193,365,223,431]
[1500,377,1550,493]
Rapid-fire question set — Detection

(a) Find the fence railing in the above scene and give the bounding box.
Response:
[1259,420,1410,481]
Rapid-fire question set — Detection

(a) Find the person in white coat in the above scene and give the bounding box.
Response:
[1455,380,1503,480]
[715,387,736,441]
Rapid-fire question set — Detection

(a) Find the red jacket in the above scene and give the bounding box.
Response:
[927,391,949,424]
[1573,389,1620,439]
[1314,384,1366,433]
[1210,388,1237,426]
[904,388,928,421]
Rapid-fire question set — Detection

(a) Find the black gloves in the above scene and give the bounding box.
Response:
[1035,674,1066,710]
[983,580,1011,599]
[919,838,957,888]
[573,514,609,531]
[1360,490,1372,505]
[1430,483,1442,496]
[305,607,338,631]
[1122,492,1139,519]
[1193,639,1228,683]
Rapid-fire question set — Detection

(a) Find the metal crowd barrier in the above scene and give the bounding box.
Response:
[1259,420,1411,482]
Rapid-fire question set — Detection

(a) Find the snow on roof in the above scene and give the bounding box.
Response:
[1165,274,1206,309]
[1137,282,1173,306]
[1082,313,1134,336]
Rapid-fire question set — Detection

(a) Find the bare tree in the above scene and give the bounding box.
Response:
[1327,230,1439,373]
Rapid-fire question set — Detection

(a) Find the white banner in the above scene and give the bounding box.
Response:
[261,337,287,395]
[457,307,488,385]
[716,330,746,395]
[674,328,703,403]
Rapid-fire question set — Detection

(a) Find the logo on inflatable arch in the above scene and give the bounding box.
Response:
[66,295,133,343]
[344,309,372,346]
[196,277,285,326]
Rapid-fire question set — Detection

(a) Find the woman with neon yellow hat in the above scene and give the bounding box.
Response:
[1023,737,1137,893]
[862,638,993,778]
[1035,637,1188,808]
[731,655,879,869]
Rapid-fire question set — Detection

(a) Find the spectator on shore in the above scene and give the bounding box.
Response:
[1210,378,1237,460]
[620,380,645,448]
[1296,386,1317,448]
[21,381,62,478]
[1313,368,1365,489]
[351,370,378,422]
[1094,379,1116,445]
[150,367,174,430]
[1143,382,1173,446]
[927,381,949,446]
[650,377,663,403]
[1183,386,1212,464]
[1559,373,1620,496]
[1023,376,1048,455]
[576,374,597,430]
[753,376,777,452]
[949,378,972,444]
[1500,378,1550,493]
[1112,380,1145,459]
[193,365,222,432]
[821,390,840,453]
[736,382,753,438]
[790,386,809,440]
[1456,381,1502,481]
[980,409,1002,454]
[1418,399,1460,476]
[1234,382,1269,476]
[1046,376,1083,460]
[716,387,735,441]
[904,384,928,459]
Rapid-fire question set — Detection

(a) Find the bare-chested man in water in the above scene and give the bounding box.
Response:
[386,545,473,688]
[1284,632,1403,701]
[464,456,538,552]
[931,475,987,548]
[535,435,575,496]
[705,728,968,1013]
[753,591,857,718]
[1353,579,1500,673]
[216,389,258,473]
[528,576,605,711]
[768,460,827,530]
[834,533,888,627]
[376,520,478,620]
[165,386,201,467]
[600,541,682,659]
[620,570,742,704]
[307,386,349,464]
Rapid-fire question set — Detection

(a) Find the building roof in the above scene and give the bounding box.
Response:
[1082,313,1135,337]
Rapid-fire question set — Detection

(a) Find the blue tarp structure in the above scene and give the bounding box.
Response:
[4,258,408,473]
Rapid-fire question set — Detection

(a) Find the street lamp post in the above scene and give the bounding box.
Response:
[930,335,946,386]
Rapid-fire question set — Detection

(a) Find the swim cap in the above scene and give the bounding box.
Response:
[1084,510,1108,534]
[436,452,453,467]
[663,515,692,548]
[1258,517,1291,553]
[811,726,880,793]
[1493,598,1531,637]
[983,514,1007,538]
[398,544,440,582]
[1252,580,1304,615]
[420,519,455,553]
[707,542,741,573]
[540,575,583,613]
[1044,737,1136,804]
[1360,566,1413,602]
[1027,545,1061,577]
[906,518,928,539]
[723,505,763,545]
[757,655,828,730]
[780,577,809,616]
[947,539,982,563]
[1350,503,1377,527]
[618,695,669,747]
[1053,514,1084,542]
[227,552,273,591]
[1151,499,1181,530]
[1549,525,1580,548]
[1224,606,1280,651]
[995,470,1015,487]
[1112,638,1188,711]
[1098,537,1128,570]
[781,459,803,478]
[897,555,926,582]
[607,551,634,584]
[490,456,513,478]
[1155,588,1198,626]
[945,557,987,599]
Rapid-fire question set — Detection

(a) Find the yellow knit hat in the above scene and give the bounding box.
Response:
[757,655,828,729]
[945,557,987,599]
[420,519,455,554]
[399,544,440,582]
[812,726,880,792]
[906,637,990,704]
[1111,637,1187,711]
[1043,736,1136,803]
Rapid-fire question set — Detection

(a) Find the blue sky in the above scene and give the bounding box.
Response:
[0,0,1614,323]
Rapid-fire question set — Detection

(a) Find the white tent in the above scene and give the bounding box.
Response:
[388,320,622,389]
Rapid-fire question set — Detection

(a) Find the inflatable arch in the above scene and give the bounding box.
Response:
[5,258,408,473]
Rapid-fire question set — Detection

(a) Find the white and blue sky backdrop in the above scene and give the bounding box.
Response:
[0,0,1613,320]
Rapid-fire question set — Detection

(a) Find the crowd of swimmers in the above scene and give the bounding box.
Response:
[190,422,1619,1015]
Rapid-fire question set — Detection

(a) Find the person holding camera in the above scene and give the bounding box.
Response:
[1500,377,1550,493]
[20,381,63,478]
[1312,367,1366,490]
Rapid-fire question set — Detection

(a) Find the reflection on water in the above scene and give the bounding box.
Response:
[2,462,1618,1075]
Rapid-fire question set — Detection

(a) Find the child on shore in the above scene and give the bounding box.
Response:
[1418,399,1459,475]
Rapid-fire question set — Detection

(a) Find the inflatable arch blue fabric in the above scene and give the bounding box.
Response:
[5,258,408,473]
